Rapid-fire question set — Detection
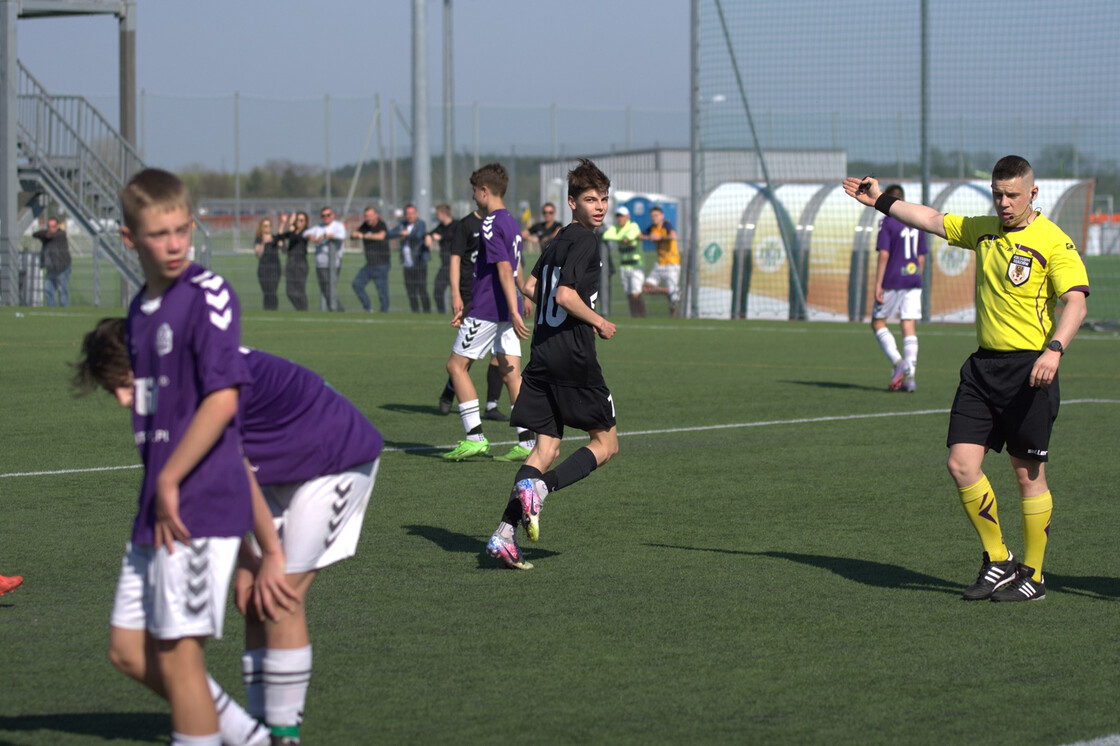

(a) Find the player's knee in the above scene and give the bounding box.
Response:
[108,641,142,680]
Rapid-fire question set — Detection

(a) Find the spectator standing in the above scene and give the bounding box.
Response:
[522,202,562,253]
[33,217,72,307]
[602,206,645,317]
[306,207,347,311]
[388,204,431,313]
[277,212,311,311]
[640,205,680,317]
[351,207,391,313]
[253,217,282,311]
[428,204,456,315]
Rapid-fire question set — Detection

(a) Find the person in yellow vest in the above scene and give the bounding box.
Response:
[602,206,645,317]
[639,205,680,317]
[844,156,1089,603]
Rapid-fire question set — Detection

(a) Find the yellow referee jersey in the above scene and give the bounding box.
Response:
[944,211,1090,352]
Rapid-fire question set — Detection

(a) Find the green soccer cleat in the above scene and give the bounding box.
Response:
[443,438,489,461]
[493,444,532,462]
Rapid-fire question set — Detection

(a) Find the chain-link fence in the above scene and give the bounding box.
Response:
[693,0,1119,324]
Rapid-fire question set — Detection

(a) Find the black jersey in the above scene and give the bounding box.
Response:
[452,212,483,302]
[524,222,605,387]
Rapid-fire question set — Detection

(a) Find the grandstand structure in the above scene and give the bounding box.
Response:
[0,0,211,306]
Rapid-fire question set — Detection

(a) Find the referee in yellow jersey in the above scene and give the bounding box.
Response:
[844,156,1089,602]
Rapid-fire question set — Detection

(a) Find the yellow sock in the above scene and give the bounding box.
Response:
[958,476,1009,561]
[1021,491,1053,581]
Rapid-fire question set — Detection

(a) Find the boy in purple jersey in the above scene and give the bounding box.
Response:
[99,169,286,746]
[76,318,384,746]
[487,159,619,570]
[871,184,928,392]
[443,163,535,462]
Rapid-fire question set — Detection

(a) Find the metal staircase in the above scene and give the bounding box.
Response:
[15,61,211,303]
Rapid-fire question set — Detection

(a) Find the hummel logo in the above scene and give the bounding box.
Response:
[462,319,482,347]
[205,289,230,310]
[194,273,226,292]
[325,482,353,547]
[209,309,232,331]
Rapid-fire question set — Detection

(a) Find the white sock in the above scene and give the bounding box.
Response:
[485,400,498,411]
[171,733,221,746]
[875,327,902,365]
[902,335,918,371]
[207,673,267,746]
[498,521,516,540]
[241,647,266,719]
[458,399,483,440]
[264,645,312,729]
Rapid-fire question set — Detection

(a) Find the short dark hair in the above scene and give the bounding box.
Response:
[542,202,555,211]
[650,205,664,214]
[71,317,131,395]
[567,158,610,200]
[992,155,1033,182]
[884,184,905,200]
[119,169,191,232]
[470,163,509,198]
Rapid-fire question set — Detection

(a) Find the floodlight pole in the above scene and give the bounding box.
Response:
[411,0,431,221]
[0,0,16,305]
[443,0,453,204]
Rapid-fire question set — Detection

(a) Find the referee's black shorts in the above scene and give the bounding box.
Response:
[511,374,616,439]
[946,348,1059,462]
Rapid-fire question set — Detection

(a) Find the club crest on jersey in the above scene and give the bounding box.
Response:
[156,323,173,356]
[1007,254,1032,286]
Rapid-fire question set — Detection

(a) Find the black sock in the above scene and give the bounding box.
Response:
[486,364,503,407]
[546,447,598,493]
[515,465,542,483]
[519,430,535,446]
[468,424,484,437]
[441,379,454,399]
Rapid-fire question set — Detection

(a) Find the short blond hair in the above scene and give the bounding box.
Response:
[119,168,191,231]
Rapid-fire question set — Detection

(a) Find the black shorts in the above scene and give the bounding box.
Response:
[511,374,616,439]
[946,349,1060,461]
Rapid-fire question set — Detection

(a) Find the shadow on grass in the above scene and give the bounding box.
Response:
[0,712,167,743]
[647,544,960,595]
[779,379,887,393]
[1046,574,1120,600]
[404,524,560,568]
[381,440,447,459]
[380,402,448,417]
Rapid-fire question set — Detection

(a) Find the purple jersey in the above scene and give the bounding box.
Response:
[126,263,253,545]
[877,215,928,290]
[239,349,384,484]
[469,208,523,322]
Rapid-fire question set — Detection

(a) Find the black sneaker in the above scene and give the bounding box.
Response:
[961,551,1017,600]
[990,564,1046,602]
[482,407,508,421]
[438,393,454,415]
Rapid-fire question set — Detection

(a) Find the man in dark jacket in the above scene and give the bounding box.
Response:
[33,217,72,306]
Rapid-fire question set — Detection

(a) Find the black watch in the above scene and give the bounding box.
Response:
[1047,339,1064,355]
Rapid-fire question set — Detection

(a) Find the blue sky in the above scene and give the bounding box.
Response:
[16,0,691,169]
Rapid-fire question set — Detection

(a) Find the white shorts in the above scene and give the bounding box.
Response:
[646,264,681,304]
[451,317,522,361]
[110,537,240,640]
[257,459,378,574]
[620,266,646,296]
[872,287,922,321]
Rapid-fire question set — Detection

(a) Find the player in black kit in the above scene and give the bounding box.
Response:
[486,158,619,569]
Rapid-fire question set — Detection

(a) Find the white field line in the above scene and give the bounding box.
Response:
[4,399,1117,480]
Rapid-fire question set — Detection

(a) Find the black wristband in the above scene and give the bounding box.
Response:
[874,194,899,215]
